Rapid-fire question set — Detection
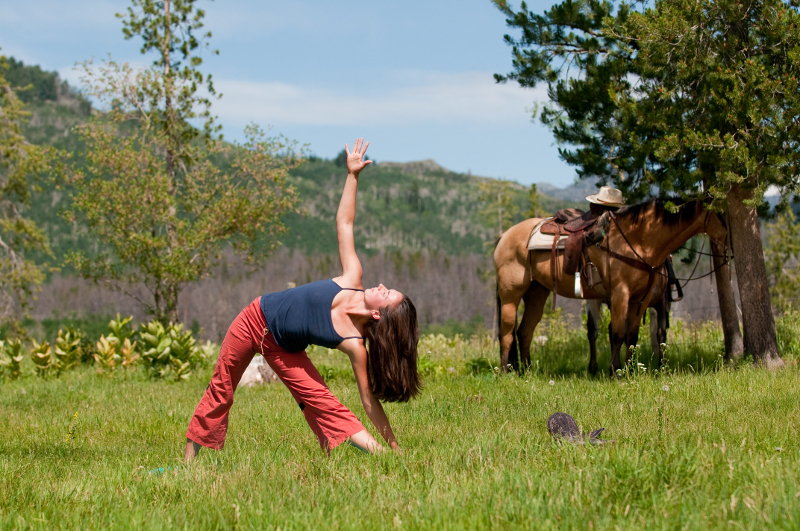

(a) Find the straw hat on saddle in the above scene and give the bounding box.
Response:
[586,186,625,208]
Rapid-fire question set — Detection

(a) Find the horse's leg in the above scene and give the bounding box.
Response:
[586,299,602,375]
[608,290,631,375]
[498,291,523,372]
[624,304,643,364]
[651,298,669,366]
[649,307,659,359]
[517,284,550,372]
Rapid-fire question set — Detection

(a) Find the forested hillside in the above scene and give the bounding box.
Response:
[7,58,583,264]
[5,58,590,335]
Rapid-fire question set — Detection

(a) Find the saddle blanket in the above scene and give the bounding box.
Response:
[527,218,568,250]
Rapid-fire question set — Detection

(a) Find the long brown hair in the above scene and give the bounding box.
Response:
[362,295,421,402]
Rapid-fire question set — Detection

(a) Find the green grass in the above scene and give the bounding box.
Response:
[2,316,800,530]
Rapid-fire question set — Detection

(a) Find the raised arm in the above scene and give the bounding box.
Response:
[335,138,372,288]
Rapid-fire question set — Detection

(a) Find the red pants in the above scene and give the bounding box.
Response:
[186,297,366,451]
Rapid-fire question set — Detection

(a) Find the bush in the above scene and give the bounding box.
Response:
[0,339,23,380]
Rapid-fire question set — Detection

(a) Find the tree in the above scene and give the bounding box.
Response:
[477,179,520,239]
[67,0,302,325]
[0,53,53,329]
[524,183,541,218]
[608,0,799,368]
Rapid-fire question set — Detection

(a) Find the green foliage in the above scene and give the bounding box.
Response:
[0,338,23,380]
[108,313,134,343]
[766,209,800,312]
[0,53,55,325]
[139,320,171,367]
[38,314,112,349]
[524,183,542,218]
[422,314,486,338]
[67,1,302,325]
[477,178,521,238]
[94,335,123,376]
[195,339,219,368]
[53,328,83,372]
[29,339,53,377]
[465,355,494,375]
[139,320,198,380]
[3,56,92,113]
[416,354,446,378]
[497,0,800,204]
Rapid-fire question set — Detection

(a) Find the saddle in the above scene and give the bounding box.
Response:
[537,209,607,276]
[527,208,609,307]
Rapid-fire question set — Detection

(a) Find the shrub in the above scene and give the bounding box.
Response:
[53,328,83,372]
[0,339,24,380]
[139,321,198,380]
[30,340,54,377]
[94,335,122,376]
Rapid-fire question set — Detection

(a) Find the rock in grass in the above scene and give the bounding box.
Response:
[238,356,280,387]
[547,412,612,446]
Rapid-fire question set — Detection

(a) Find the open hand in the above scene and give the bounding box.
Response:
[345,138,373,175]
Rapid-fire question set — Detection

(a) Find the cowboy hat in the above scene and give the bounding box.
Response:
[586,186,625,208]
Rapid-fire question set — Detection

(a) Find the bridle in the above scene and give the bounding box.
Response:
[601,208,732,287]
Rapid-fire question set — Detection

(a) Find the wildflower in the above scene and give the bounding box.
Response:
[549,380,555,386]
[662,384,670,392]
[494,366,500,372]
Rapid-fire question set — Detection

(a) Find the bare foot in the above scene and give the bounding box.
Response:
[184,439,203,462]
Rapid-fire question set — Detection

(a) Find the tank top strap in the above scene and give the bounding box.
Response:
[331,279,364,292]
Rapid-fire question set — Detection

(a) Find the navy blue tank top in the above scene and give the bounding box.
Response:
[260,279,364,352]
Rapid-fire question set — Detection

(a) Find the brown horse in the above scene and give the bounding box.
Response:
[494,199,727,375]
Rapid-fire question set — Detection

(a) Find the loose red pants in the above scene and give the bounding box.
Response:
[186,297,366,451]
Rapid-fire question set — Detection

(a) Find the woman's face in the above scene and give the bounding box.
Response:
[365,283,403,311]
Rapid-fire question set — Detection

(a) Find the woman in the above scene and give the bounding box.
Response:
[185,138,421,460]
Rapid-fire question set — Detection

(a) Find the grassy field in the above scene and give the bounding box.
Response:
[2,312,800,530]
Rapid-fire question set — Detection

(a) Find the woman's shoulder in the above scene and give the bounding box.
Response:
[331,275,364,291]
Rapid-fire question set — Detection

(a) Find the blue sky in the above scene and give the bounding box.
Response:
[0,0,580,187]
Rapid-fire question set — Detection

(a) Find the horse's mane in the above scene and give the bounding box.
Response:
[615,197,703,228]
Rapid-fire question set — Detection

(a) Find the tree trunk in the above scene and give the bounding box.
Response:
[727,184,783,369]
[165,284,179,326]
[710,238,744,361]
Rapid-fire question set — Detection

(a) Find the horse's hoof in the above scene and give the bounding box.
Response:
[588,364,598,376]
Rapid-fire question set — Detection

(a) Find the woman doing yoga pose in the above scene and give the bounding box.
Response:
[184,138,420,459]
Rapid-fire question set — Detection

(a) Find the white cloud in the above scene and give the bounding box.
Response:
[212,70,548,127]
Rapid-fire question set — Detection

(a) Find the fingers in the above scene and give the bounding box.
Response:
[346,137,370,161]
[352,138,368,155]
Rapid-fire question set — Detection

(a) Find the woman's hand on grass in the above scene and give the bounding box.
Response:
[346,138,372,176]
